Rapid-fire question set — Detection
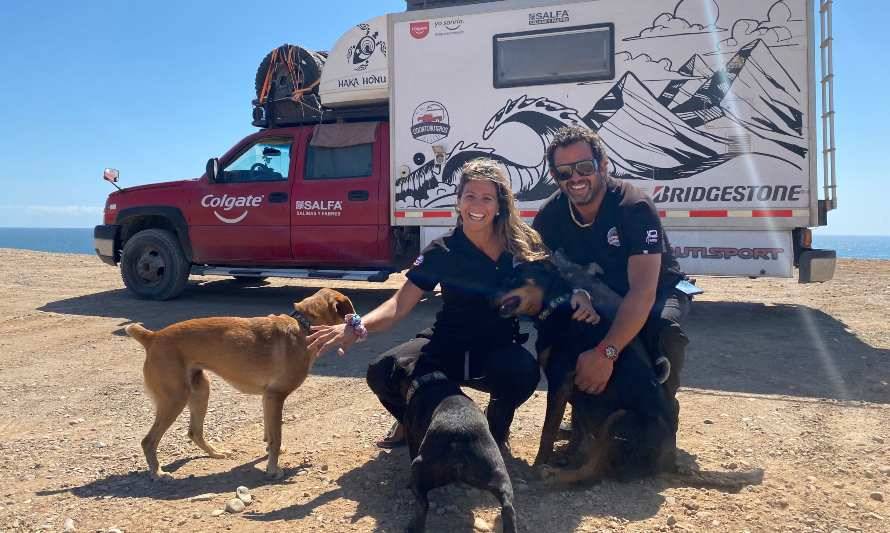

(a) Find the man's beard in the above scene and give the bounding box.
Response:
[565,174,602,206]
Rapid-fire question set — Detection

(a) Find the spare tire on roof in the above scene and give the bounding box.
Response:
[254,44,326,101]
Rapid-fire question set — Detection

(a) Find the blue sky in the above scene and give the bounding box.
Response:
[0,1,884,235]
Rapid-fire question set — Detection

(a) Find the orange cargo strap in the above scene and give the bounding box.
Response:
[258,48,280,105]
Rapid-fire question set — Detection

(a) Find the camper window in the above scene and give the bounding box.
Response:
[304,143,373,180]
[493,23,614,88]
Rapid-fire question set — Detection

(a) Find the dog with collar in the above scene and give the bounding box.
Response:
[396,364,517,533]
[498,261,763,488]
[126,288,355,480]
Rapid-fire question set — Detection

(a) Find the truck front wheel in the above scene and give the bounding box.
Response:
[120,229,190,300]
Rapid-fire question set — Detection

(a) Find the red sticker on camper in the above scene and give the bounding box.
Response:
[410,21,430,39]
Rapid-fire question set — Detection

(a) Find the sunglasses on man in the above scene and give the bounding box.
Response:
[552,159,599,181]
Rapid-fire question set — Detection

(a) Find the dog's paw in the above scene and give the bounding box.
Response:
[150,469,174,482]
[265,466,285,480]
[208,449,231,459]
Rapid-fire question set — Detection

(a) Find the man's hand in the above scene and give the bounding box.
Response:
[307,323,356,357]
[570,290,600,324]
[574,347,614,395]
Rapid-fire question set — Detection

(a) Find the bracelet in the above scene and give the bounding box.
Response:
[572,288,591,301]
[345,313,368,341]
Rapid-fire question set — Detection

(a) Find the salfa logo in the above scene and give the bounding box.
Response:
[411,101,450,144]
[528,10,569,25]
[348,23,386,71]
[295,200,343,217]
[410,21,430,39]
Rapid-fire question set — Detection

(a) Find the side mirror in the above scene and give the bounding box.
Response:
[103,168,119,183]
[103,168,122,191]
[206,158,220,182]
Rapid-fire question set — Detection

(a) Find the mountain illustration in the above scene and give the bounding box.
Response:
[678,54,714,78]
[672,39,806,157]
[583,71,729,180]
[658,54,714,107]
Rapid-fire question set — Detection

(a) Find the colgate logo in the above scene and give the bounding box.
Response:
[200,194,263,224]
[410,21,429,39]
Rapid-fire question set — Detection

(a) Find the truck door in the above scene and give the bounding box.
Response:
[189,133,294,263]
[290,123,387,266]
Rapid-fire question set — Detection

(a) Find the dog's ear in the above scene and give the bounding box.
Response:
[332,293,355,319]
[541,259,559,274]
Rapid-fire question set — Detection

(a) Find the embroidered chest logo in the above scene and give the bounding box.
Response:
[606,227,621,247]
[413,255,424,267]
[645,229,659,245]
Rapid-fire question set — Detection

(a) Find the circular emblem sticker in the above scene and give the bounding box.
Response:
[410,101,450,144]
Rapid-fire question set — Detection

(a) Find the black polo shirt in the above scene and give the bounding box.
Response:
[406,226,517,353]
[533,178,684,297]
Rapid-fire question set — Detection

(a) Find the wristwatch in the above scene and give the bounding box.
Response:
[600,344,619,361]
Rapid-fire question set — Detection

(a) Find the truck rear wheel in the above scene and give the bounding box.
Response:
[120,229,190,300]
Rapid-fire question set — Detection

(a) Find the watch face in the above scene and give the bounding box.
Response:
[604,345,618,360]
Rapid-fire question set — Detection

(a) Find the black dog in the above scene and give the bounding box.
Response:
[396,364,517,533]
[498,260,763,489]
[498,260,675,482]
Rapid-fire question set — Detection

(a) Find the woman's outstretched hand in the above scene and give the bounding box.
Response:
[570,291,600,324]
[307,323,357,357]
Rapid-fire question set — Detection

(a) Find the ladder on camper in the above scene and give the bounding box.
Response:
[819,0,838,219]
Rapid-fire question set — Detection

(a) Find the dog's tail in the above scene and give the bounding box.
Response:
[667,464,765,490]
[125,324,155,348]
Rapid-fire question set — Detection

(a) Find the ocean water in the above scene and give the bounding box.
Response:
[0,227,95,255]
[0,228,888,260]
[811,234,890,260]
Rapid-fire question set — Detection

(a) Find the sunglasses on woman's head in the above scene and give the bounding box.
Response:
[552,159,598,181]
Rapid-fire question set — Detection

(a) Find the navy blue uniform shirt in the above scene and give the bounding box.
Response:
[406,226,518,354]
[533,178,684,297]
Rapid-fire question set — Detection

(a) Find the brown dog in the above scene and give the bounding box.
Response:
[126,288,355,480]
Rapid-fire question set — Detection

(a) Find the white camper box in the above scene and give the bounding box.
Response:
[321,0,838,282]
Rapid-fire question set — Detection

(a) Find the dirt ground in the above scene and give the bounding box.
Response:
[0,248,888,533]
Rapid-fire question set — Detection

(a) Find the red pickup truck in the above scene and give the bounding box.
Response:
[94,122,418,300]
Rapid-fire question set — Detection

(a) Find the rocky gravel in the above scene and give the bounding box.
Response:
[0,249,887,532]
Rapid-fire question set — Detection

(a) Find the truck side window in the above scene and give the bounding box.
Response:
[219,138,291,183]
[493,23,614,88]
[304,143,373,180]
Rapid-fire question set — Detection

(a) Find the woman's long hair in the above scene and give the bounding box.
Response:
[455,158,548,262]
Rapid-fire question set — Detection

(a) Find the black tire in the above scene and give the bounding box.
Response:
[254,44,324,98]
[120,229,190,300]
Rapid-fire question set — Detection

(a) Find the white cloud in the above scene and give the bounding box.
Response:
[0,205,103,215]
[625,0,723,41]
[29,205,103,215]
[720,1,798,49]
[616,52,694,81]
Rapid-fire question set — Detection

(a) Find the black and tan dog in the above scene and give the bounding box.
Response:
[395,361,517,533]
[498,261,763,489]
[126,288,355,480]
